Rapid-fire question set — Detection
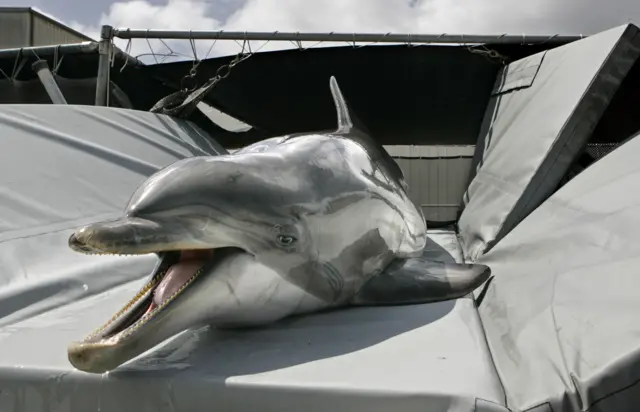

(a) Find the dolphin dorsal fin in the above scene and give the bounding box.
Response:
[329,76,354,133]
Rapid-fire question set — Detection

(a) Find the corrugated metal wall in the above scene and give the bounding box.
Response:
[0,10,29,49]
[0,8,91,49]
[32,13,89,46]
[385,145,475,222]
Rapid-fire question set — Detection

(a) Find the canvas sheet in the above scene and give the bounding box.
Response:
[477,131,640,411]
[459,24,640,261]
[0,104,505,412]
[0,104,225,327]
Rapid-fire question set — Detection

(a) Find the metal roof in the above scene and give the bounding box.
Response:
[0,7,95,43]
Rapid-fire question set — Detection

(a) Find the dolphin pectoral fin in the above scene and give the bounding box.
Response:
[351,258,491,306]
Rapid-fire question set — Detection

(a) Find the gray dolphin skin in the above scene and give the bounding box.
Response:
[66,76,491,374]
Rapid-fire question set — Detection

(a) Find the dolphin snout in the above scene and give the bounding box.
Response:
[68,340,132,374]
[68,231,97,253]
[68,225,111,254]
[68,217,170,255]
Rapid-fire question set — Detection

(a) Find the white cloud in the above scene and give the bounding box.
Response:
[67,0,640,63]
[69,0,221,61]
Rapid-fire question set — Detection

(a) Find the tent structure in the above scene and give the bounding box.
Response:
[0,23,639,412]
[0,30,580,148]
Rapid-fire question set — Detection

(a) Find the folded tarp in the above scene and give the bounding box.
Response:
[459,24,640,261]
[0,105,225,327]
[0,104,506,412]
[477,131,640,411]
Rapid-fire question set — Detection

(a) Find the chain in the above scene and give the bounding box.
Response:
[179,47,252,92]
[151,44,254,117]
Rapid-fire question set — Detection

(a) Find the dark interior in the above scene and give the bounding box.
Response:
[557,58,640,190]
[0,41,574,148]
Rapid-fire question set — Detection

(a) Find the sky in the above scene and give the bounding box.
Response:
[2,0,640,61]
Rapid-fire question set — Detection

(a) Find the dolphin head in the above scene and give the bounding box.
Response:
[66,76,406,374]
[69,154,313,260]
[66,151,337,373]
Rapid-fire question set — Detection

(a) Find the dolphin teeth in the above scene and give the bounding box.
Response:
[81,273,163,342]
[119,266,205,339]
[81,255,199,342]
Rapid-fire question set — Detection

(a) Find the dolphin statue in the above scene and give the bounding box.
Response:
[66,76,491,374]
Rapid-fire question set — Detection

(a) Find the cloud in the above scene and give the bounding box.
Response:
[67,0,640,63]
[69,0,222,61]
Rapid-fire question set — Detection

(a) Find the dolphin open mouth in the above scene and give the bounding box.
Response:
[67,225,238,373]
[80,249,214,343]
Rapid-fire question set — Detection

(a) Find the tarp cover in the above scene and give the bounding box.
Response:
[477,131,640,411]
[0,105,506,412]
[458,24,640,261]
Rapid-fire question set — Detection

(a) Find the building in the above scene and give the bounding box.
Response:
[0,7,93,49]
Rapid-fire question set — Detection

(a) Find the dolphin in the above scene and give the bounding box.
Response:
[66,76,491,374]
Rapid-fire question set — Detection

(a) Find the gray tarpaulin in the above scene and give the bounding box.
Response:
[477,131,640,411]
[0,105,224,327]
[3,26,640,409]
[458,24,640,261]
[0,105,505,412]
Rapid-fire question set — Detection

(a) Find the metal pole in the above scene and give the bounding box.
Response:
[31,59,67,104]
[95,25,114,107]
[0,42,97,59]
[113,29,584,45]
[0,42,139,68]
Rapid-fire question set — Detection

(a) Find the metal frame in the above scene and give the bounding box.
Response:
[0,41,97,59]
[0,41,137,64]
[0,39,139,107]
[112,27,584,45]
[95,26,114,106]
[94,24,587,107]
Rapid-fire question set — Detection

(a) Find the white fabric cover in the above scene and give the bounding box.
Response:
[478,132,640,411]
[459,24,640,261]
[0,105,505,412]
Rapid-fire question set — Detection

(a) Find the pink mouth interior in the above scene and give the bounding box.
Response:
[144,250,214,315]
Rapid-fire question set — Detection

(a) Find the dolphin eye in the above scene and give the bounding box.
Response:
[276,235,297,246]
